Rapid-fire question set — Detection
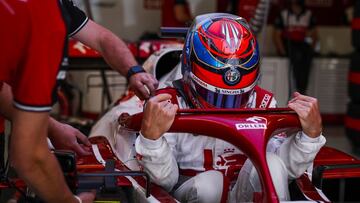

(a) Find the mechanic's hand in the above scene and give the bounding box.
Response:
[288,92,322,138]
[48,120,92,156]
[77,190,96,203]
[141,93,178,140]
[128,72,159,100]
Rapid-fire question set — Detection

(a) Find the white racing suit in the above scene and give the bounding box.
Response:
[90,65,326,203]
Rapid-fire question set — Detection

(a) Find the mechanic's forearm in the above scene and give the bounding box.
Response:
[11,111,78,203]
[73,20,137,77]
[0,83,14,120]
[98,31,137,76]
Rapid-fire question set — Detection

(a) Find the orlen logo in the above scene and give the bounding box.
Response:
[235,116,267,130]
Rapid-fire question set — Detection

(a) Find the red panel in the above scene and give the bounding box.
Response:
[315,146,360,166]
[352,18,360,30]
[314,146,360,179]
[349,71,360,85]
[345,116,360,132]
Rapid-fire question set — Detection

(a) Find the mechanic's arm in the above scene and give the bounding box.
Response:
[0,83,91,156]
[0,85,94,202]
[10,110,80,203]
[278,92,326,179]
[72,20,158,100]
[135,94,179,192]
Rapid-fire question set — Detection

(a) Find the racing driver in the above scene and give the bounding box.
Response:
[91,13,326,202]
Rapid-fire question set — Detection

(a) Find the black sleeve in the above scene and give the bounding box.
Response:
[61,0,89,37]
[175,0,187,5]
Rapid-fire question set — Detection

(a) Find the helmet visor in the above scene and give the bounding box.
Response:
[193,81,252,109]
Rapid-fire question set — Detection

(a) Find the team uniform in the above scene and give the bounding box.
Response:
[0,0,88,171]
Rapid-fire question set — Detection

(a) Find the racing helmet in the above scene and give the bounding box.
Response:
[181,13,260,109]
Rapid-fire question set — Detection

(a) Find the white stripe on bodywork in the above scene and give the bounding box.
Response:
[91,144,162,203]
[91,144,106,165]
[315,188,330,202]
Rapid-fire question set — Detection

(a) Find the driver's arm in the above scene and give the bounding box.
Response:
[275,92,326,179]
[135,94,179,192]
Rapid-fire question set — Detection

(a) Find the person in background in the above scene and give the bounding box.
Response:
[273,0,318,94]
[162,0,192,27]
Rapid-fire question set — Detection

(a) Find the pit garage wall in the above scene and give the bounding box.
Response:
[259,58,349,114]
[68,57,349,115]
[74,0,353,56]
[78,0,216,41]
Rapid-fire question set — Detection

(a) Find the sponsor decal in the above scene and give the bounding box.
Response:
[235,123,267,130]
[224,68,241,85]
[235,116,267,130]
[192,73,208,88]
[260,94,271,108]
[219,88,245,95]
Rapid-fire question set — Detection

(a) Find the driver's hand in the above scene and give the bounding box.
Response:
[128,72,159,100]
[288,92,322,138]
[77,190,96,203]
[140,94,178,140]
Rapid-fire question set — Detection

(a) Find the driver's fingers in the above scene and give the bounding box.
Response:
[288,99,312,109]
[288,102,309,118]
[149,93,172,103]
[291,92,317,103]
[168,104,178,114]
[160,99,172,108]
